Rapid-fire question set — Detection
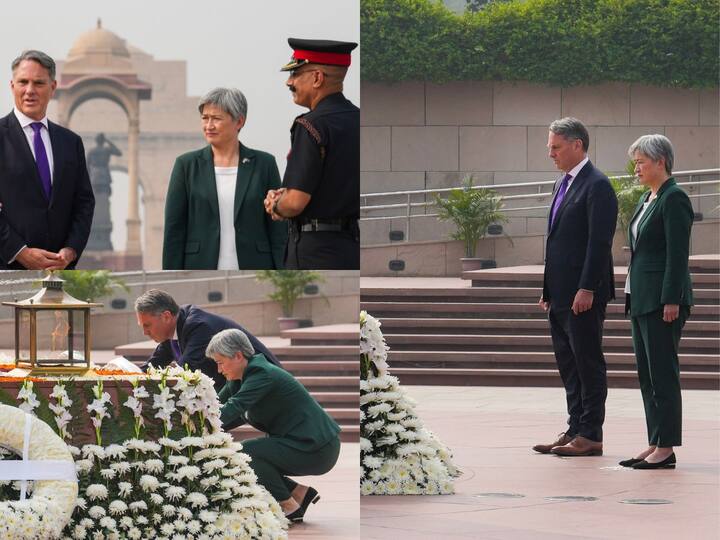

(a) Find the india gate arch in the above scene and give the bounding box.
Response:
[52,20,151,269]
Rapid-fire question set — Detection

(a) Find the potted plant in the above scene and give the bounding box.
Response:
[433,175,509,272]
[56,270,129,302]
[255,270,325,331]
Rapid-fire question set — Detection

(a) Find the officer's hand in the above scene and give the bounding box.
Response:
[264,189,283,214]
[46,247,77,270]
[15,247,62,270]
[538,296,549,312]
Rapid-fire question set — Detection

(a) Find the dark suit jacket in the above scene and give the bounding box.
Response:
[0,111,95,268]
[542,160,618,309]
[626,178,694,317]
[218,353,340,451]
[142,304,282,390]
[162,144,287,270]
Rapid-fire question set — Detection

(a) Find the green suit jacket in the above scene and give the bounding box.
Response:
[627,177,694,317]
[218,353,341,451]
[162,144,287,269]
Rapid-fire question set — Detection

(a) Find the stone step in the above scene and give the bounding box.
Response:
[376,317,720,338]
[281,323,359,347]
[461,266,720,289]
[231,423,359,443]
[390,367,720,390]
[382,333,719,355]
[281,360,358,376]
[312,391,358,408]
[362,286,720,303]
[295,376,358,392]
[361,288,720,306]
[361,301,720,320]
[270,345,358,360]
[386,350,719,372]
[689,254,720,273]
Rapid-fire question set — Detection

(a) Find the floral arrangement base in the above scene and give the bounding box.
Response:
[360,311,460,495]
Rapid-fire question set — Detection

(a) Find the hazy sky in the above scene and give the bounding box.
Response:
[0,0,360,161]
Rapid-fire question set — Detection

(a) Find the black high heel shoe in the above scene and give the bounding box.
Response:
[285,487,321,523]
[618,457,644,467]
[632,453,676,469]
[299,486,320,514]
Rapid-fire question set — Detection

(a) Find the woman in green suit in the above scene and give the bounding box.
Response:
[163,88,287,269]
[206,328,341,522]
[620,134,693,470]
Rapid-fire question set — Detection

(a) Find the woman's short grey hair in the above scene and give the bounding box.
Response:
[198,87,248,122]
[134,289,179,316]
[549,117,590,152]
[205,328,255,359]
[11,50,56,80]
[628,134,674,175]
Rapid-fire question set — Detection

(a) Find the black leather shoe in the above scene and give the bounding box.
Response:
[618,457,644,467]
[299,487,320,514]
[632,453,676,469]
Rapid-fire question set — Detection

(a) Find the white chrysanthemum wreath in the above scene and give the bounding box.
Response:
[0,403,78,540]
[360,311,460,496]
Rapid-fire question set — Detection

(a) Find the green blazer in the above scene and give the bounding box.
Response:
[218,353,341,451]
[162,144,287,269]
[627,177,694,317]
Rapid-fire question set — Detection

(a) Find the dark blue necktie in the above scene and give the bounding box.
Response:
[550,173,572,228]
[30,122,52,201]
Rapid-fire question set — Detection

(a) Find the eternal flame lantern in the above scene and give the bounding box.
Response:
[2,272,102,375]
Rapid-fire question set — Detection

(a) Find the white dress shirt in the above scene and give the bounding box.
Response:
[13,107,54,184]
[215,166,240,270]
[563,155,589,192]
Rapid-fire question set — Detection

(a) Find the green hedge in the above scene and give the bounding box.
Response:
[361,0,720,87]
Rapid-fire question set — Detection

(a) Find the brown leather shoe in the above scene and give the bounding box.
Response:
[532,432,574,454]
[551,435,603,456]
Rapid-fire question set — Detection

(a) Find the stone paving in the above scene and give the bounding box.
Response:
[360,386,719,539]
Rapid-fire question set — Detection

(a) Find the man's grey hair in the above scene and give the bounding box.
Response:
[549,117,589,152]
[628,134,674,175]
[205,328,255,359]
[134,289,179,316]
[11,50,56,80]
[198,87,248,122]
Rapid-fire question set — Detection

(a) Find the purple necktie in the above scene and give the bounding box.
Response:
[30,122,52,201]
[170,339,181,361]
[550,173,572,228]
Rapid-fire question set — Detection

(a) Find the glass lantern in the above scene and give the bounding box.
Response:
[2,272,103,375]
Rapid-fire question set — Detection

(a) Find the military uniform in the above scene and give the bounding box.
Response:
[279,38,360,269]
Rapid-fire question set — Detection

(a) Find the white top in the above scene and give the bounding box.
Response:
[624,198,653,294]
[13,107,54,184]
[214,167,239,270]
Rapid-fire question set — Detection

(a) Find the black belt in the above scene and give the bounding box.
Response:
[295,218,358,232]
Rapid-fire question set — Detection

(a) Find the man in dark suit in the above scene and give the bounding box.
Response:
[134,289,281,391]
[534,117,618,457]
[0,50,94,269]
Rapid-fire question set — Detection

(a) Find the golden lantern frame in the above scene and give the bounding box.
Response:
[2,273,103,375]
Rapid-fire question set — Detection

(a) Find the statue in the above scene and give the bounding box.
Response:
[86,133,121,251]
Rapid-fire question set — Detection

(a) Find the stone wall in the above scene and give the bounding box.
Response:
[361,80,720,264]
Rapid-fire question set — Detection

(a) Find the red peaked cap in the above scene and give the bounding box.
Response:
[281,38,358,71]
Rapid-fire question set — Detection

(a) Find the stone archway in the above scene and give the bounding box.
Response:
[52,20,151,268]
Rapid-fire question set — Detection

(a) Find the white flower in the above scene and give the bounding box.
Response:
[139,474,160,492]
[109,500,128,515]
[86,484,109,501]
[165,485,186,501]
[88,505,106,519]
[186,492,208,508]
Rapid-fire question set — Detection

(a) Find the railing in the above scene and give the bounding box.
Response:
[360,168,720,243]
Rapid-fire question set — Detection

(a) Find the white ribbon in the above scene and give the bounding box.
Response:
[0,412,77,499]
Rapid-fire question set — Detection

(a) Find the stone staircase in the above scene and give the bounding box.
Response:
[115,323,359,442]
[360,255,720,390]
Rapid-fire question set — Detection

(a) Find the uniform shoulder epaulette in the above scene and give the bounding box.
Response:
[294,117,326,160]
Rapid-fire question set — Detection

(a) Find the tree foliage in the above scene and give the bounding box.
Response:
[361,0,719,87]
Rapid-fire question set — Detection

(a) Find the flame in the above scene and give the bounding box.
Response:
[50,311,70,354]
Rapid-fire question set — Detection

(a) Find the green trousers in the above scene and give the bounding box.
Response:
[243,436,341,501]
[631,306,689,447]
